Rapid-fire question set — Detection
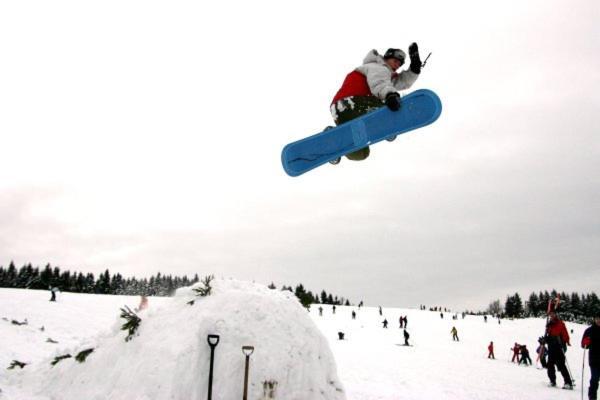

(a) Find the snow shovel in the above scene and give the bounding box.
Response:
[242,346,254,400]
[207,334,220,400]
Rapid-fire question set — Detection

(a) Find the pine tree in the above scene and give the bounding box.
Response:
[513,293,524,317]
[526,292,539,317]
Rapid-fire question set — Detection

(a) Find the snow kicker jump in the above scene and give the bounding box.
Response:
[281,89,442,177]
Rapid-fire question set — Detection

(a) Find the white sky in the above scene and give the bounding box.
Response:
[1,0,599,310]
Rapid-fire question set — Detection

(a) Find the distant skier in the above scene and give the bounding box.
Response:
[403,316,408,329]
[399,315,404,328]
[511,343,521,363]
[358,300,363,308]
[440,312,444,319]
[338,331,345,340]
[403,329,410,346]
[382,319,388,329]
[488,341,495,359]
[49,286,58,302]
[379,306,382,316]
[329,44,422,162]
[332,305,336,314]
[318,306,323,316]
[451,326,459,341]
[484,315,488,323]
[536,337,548,368]
[545,311,574,389]
[581,312,600,400]
[351,310,356,320]
[519,345,532,366]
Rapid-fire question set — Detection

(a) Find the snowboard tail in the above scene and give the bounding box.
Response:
[281,89,442,177]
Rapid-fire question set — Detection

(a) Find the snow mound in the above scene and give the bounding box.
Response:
[13,279,345,400]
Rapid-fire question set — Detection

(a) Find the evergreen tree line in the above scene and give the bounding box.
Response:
[0,262,353,307]
[0,261,198,296]
[271,282,351,308]
[490,289,600,323]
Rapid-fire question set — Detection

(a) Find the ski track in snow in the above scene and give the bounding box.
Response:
[0,287,589,400]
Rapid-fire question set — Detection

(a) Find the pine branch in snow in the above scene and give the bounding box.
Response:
[51,354,72,366]
[193,275,214,297]
[75,348,94,363]
[120,305,141,342]
[7,360,27,370]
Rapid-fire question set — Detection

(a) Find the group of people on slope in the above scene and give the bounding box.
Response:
[493,310,599,398]
[509,342,533,365]
[545,310,600,398]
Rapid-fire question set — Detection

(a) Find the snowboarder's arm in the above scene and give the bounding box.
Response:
[392,69,419,91]
[358,64,397,100]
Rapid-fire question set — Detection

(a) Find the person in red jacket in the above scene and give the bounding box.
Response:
[488,341,495,359]
[329,44,421,162]
[545,311,573,389]
[511,343,520,363]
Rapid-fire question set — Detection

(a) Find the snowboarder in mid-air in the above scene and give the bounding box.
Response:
[328,44,422,163]
[545,311,574,389]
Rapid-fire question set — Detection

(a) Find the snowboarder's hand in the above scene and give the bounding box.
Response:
[409,42,421,74]
[582,336,591,348]
[385,92,401,111]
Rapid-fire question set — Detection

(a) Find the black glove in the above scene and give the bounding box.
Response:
[409,42,421,74]
[385,92,401,111]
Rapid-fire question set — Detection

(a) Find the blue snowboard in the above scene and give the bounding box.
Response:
[281,89,442,177]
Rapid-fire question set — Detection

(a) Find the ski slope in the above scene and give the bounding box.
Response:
[0,284,590,399]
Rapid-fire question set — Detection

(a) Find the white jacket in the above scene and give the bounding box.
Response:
[356,49,419,101]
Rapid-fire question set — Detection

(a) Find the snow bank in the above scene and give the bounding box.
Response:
[7,279,345,400]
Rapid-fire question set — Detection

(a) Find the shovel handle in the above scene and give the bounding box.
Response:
[207,334,220,347]
[242,345,254,356]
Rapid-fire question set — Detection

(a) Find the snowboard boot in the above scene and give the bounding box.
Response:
[386,135,397,142]
[329,157,341,165]
[549,382,557,387]
[563,383,574,390]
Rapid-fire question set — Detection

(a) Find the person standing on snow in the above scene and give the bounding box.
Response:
[451,326,459,341]
[488,341,495,359]
[382,319,389,328]
[545,311,574,389]
[329,44,422,162]
[511,343,521,363]
[536,337,548,368]
[49,286,59,302]
[582,313,600,400]
[403,329,410,346]
[519,345,532,366]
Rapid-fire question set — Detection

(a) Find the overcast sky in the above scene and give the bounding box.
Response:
[1,0,599,310]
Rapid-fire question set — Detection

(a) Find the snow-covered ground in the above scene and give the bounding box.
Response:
[0,283,590,399]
